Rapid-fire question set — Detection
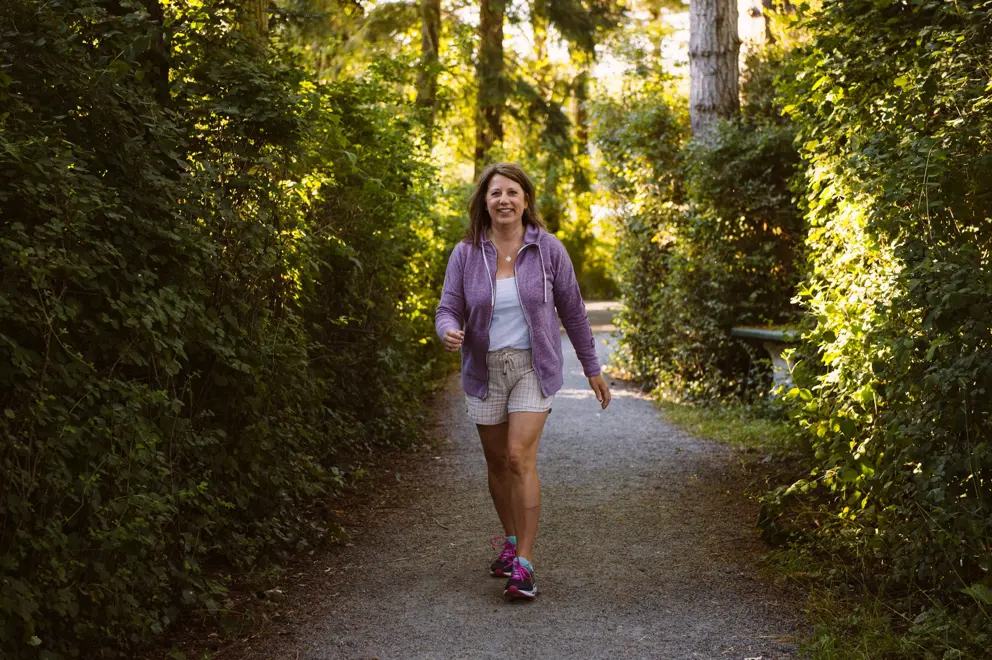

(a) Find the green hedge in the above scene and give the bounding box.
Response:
[0,1,453,657]
[595,54,803,400]
[762,0,992,653]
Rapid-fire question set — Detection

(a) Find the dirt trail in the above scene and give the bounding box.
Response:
[259,303,802,659]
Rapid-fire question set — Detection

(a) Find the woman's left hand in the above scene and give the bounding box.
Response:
[588,374,612,410]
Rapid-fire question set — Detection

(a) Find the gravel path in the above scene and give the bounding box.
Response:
[268,305,802,659]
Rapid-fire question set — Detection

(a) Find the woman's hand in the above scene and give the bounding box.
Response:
[442,329,465,352]
[588,374,611,409]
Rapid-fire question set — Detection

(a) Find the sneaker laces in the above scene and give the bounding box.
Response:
[510,557,532,581]
[490,535,516,562]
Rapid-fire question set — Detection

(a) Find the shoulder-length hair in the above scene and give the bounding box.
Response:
[465,162,547,246]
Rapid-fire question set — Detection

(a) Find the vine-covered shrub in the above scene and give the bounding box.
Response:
[596,53,803,400]
[763,0,992,652]
[0,1,451,657]
[560,213,618,301]
[594,80,686,384]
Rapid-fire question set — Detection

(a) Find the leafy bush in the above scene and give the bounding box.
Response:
[594,79,687,381]
[761,0,992,653]
[560,209,618,301]
[596,53,803,400]
[0,1,451,657]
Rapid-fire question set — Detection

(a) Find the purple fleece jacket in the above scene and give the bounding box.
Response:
[435,222,601,399]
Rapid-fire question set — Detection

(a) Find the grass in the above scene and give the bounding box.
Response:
[762,548,923,660]
[655,399,793,452]
[654,398,987,660]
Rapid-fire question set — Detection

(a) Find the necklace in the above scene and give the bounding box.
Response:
[490,235,520,263]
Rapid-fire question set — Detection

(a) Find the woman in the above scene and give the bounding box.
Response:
[435,162,611,600]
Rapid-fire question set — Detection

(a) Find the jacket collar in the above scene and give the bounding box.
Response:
[482,222,543,247]
[479,222,548,303]
[524,222,543,245]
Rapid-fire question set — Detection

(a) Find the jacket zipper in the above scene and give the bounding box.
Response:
[481,241,495,399]
[513,244,536,344]
[514,242,553,396]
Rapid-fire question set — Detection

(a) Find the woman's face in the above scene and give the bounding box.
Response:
[486,174,526,231]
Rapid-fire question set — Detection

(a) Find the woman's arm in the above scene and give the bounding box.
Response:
[549,239,600,378]
[435,243,466,340]
[549,239,610,408]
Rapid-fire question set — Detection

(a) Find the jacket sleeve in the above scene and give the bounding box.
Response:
[435,243,465,340]
[549,239,601,378]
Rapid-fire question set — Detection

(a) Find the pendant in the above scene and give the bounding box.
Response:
[505,255,511,262]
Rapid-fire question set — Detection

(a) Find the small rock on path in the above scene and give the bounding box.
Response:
[265,320,802,659]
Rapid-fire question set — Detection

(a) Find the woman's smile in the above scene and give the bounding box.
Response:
[487,174,525,226]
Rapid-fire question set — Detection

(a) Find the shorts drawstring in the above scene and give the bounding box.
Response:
[491,348,525,377]
[499,349,513,376]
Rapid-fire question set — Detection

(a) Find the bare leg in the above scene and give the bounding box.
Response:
[477,421,515,537]
[505,411,550,563]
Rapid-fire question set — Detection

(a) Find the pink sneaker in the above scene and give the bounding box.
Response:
[503,557,537,599]
[489,536,516,577]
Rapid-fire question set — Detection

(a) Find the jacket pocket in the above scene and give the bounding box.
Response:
[530,325,560,381]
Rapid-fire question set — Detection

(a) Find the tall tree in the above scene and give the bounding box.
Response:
[571,48,592,172]
[528,0,562,230]
[242,0,269,40]
[475,0,506,176]
[545,0,622,160]
[142,0,170,106]
[762,0,776,43]
[688,0,740,136]
[416,0,441,136]
[531,0,551,90]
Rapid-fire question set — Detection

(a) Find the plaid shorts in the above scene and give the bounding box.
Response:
[465,348,555,425]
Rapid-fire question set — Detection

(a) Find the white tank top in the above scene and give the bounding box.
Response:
[488,277,531,350]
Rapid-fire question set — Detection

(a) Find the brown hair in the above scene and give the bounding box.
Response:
[465,162,546,246]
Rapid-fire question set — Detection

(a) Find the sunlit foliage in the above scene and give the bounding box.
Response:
[0,0,453,656]
[596,48,803,400]
[759,0,992,654]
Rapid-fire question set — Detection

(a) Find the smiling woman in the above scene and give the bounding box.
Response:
[487,175,526,253]
[435,162,612,600]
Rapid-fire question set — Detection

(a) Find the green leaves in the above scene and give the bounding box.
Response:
[961,583,992,606]
[762,0,992,655]
[597,49,803,402]
[0,1,447,657]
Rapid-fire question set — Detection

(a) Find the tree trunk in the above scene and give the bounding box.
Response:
[531,0,549,89]
[572,52,590,175]
[143,0,170,107]
[416,0,441,137]
[762,0,775,43]
[688,0,740,136]
[241,0,268,41]
[475,0,505,178]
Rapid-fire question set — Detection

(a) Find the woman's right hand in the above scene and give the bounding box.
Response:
[442,329,465,352]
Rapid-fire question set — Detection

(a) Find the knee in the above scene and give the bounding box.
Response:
[486,452,510,474]
[506,448,534,476]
